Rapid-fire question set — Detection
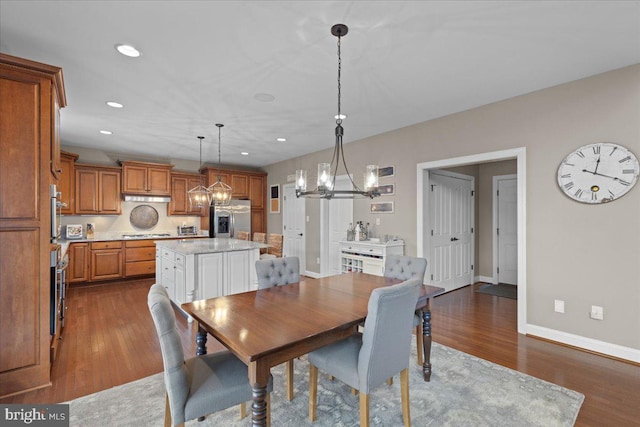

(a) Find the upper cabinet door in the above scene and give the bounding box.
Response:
[121,161,173,196]
[249,175,265,209]
[231,174,249,198]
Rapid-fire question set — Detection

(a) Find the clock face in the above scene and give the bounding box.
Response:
[557,143,639,204]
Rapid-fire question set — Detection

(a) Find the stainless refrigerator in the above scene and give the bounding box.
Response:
[209,199,251,238]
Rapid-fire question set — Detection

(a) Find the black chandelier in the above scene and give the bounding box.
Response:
[295,24,380,199]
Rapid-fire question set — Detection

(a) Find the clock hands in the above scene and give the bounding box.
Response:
[594,155,601,174]
[582,168,631,185]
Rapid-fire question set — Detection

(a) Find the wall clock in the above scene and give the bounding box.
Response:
[557,142,639,203]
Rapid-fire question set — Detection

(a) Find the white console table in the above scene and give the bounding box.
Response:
[339,240,404,276]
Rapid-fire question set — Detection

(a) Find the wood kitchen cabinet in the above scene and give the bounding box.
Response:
[57,151,78,215]
[124,239,156,277]
[0,53,66,398]
[200,167,267,233]
[168,172,206,216]
[75,165,121,215]
[90,241,123,281]
[68,242,90,283]
[121,160,173,196]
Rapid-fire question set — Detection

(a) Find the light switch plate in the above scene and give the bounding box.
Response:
[554,299,565,313]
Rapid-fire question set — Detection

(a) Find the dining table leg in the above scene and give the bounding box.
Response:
[421,300,433,382]
[249,361,270,427]
[196,325,208,356]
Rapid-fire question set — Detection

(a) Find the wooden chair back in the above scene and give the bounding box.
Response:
[236,231,250,241]
[266,233,283,258]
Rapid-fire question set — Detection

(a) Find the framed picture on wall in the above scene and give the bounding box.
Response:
[378,183,395,196]
[370,201,394,214]
[270,184,280,214]
[378,166,395,178]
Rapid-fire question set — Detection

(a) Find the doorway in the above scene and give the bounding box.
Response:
[283,183,306,273]
[493,174,518,285]
[417,148,527,333]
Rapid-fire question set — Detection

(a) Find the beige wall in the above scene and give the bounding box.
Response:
[265,65,640,351]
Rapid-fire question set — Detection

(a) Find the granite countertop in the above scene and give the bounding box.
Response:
[155,237,269,255]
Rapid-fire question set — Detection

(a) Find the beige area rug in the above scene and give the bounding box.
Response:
[68,340,583,426]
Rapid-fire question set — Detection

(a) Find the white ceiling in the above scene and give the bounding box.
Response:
[1,1,639,168]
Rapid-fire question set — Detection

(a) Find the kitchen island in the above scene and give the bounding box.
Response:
[155,238,269,321]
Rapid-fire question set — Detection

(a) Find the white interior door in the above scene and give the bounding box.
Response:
[429,171,474,292]
[283,184,305,273]
[494,175,518,285]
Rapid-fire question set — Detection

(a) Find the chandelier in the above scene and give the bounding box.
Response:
[208,123,233,206]
[187,136,212,208]
[295,24,380,199]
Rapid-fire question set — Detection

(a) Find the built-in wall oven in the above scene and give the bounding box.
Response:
[50,184,68,336]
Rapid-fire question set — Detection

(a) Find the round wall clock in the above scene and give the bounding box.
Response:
[557,142,639,204]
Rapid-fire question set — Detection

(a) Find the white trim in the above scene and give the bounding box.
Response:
[475,275,493,283]
[493,174,517,285]
[527,324,640,363]
[303,270,322,279]
[417,147,527,333]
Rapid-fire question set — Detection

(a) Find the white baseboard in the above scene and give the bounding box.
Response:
[475,275,494,284]
[304,270,322,279]
[526,324,640,363]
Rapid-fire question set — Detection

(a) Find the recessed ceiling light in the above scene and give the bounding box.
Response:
[335,114,347,120]
[241,152,249,156]
[106,101,123,108]
[276,137,286,142]
[99,130,113,135]
[253,93,275,102]
[115,44,141,58]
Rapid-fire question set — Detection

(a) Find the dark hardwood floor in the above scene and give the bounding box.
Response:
[2,278,638,426]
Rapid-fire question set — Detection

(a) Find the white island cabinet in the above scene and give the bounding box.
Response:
[155,238,268,321]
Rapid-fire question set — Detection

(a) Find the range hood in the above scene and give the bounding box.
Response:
[123,195,171,203]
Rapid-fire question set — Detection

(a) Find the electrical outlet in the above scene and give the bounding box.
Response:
[316,257,320,265]
[375,218,380,225]
[590,305,604,320]
[306,216,310,222]
[554,299,565,314]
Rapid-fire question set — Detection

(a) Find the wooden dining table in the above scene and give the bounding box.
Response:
[181,272,444,427]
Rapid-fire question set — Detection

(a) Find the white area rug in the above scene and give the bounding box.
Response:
[68,341,584,426]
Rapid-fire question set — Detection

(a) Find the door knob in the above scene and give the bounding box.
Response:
[298,233,303,236]
[450,237,459,241]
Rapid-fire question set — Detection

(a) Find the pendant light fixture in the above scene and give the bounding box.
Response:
[187,136,213,208]
[208,123,233,206]
[295,24,380,199]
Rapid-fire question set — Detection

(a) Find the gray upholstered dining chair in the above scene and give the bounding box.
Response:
[254,257,300,401]
[148,284,273,426]
[255,256,300,289]
[308,279,422,427]
[384,255,428,366]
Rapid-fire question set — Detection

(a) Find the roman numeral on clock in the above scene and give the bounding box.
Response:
[574,189,583,198]
[593,146,600,154]
[619,156,631,163]
[576,151,585,158]
[564,182,574,190]
[622,169,635,174]
[560,173,571,178]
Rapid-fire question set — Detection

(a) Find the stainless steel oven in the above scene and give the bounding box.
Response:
[50,184,66,243]
[50,246,69,336]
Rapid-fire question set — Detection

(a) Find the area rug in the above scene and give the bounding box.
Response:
[67,340,583,426]
[476,283,518,299]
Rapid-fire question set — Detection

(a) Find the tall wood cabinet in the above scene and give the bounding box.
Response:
[200,167,267,233]
[0,53,66,398]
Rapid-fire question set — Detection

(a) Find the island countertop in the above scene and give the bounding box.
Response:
[155,237,269,255]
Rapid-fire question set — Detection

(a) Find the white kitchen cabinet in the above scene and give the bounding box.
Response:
[339,240,404,276]
[197,252,224,300]
[225,250,250,295]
